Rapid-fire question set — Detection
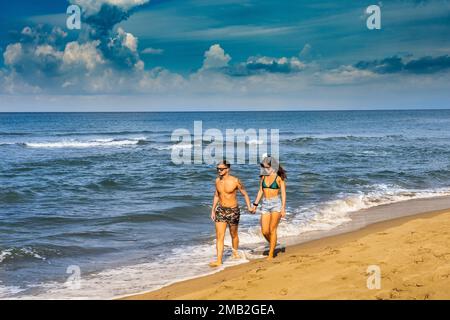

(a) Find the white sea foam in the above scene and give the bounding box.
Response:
[0,284,25,298]
[0,247,47,264]
[246,139,264,145]
[0,250,12,263]
[13,243,248,300]
[154,142,203,151]
[23,137,147,149]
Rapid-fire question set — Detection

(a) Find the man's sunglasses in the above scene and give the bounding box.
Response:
[217,167,228,172]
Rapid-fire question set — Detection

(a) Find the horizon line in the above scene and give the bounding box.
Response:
[1,108,450,113]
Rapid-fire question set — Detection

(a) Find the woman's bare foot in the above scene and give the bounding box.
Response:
[266,255,274,261]
[232,250,240,259]
[209,261,222,267]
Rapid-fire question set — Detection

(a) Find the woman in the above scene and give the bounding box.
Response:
[251,156,287,260]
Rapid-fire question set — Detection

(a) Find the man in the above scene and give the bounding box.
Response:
[210,160,253,267]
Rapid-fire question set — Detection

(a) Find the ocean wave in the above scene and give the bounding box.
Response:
[0,190,34,204]
[84,178,125,191]
[0,245,118,266]
[54,130,171,137]
[0,142,17,147]
[47,230,118,239]
[9,153,138,172]
[105,213,183,224]
[0,247,48,264]
[18,158,94,169]
[152,143,194,151]
[20,137,148,149]
[3,207,202,230]
[246,139,264,145]
[426,169,450,180]
[5,216,87,228]
[0,132,30,136]
[282,134,405,145]
[98,207,205,225]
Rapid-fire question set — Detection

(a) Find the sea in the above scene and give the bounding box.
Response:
[1,110,450,299]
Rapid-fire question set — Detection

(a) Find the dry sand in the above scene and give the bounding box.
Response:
[123,208,450,300]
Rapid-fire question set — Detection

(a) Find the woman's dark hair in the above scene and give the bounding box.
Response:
[260,156,287,180]
[277,165,287,181]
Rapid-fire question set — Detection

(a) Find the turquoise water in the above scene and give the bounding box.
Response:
[1,110,450,298]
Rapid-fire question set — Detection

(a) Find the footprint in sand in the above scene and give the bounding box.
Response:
[295,263,311,269]
[246,280,260,288]
[255,267,266,273]
[220,285,234,290]
[389,288,403,299]
[279,288,288,296]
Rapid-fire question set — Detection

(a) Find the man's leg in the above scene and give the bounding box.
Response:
[268,212,282,260]
[229,224,240,259]
[210,221,227,267]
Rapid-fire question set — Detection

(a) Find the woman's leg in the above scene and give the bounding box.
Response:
[260,213,271,243]
[210,222,227,267]
[268,212,282,259]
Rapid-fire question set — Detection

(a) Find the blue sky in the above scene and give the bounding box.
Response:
[0,0,450,111]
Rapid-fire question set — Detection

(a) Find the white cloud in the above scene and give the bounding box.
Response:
[3,44,23,66]
[319,65,378,85]
[70,0,150,15]
[35,45,63,59]
[0,71,43,95]
[138,67,186,92]
[116,27,138,52]
[62,41,105,71]
[201,44,231,70]
[245,55,306,73]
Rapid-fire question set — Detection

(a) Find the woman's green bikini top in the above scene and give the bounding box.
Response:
[262,175,280,189]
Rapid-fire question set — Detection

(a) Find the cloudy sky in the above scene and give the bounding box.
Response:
[0,0,449,111]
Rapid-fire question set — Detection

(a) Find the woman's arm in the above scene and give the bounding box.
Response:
[280,177,286,218]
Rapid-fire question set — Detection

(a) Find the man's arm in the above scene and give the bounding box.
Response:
[253,177,264,209]
[211,185,219,221]
[237,178,252,211]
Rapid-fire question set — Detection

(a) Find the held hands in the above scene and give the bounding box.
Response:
[248,205,257,214]
[280,207,286,218]
[210,211,216,222]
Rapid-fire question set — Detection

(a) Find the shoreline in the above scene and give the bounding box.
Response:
[121,203,450,300]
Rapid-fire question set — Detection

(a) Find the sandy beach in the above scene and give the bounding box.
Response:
[123,206,450,300]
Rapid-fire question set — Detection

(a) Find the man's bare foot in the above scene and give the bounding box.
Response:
[266,256,274,261]
[209,261,222,267]
[232,250,240,259]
